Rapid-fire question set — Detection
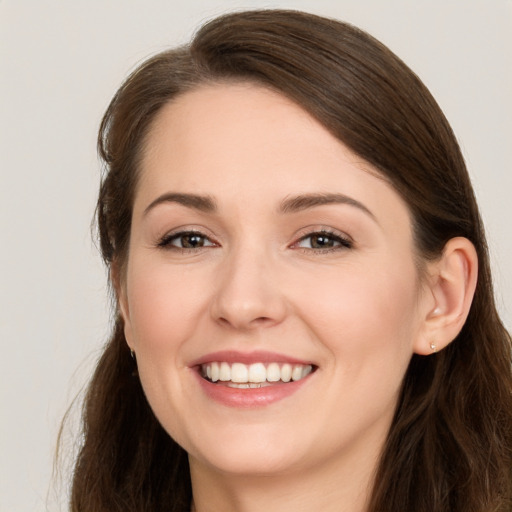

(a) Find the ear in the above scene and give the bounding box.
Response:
[414,237,478,355]
[111,260,135,352]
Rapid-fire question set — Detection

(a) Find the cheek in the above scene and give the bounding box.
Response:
[308,262,420,422]
[295,259,420,367]
[124,258,210,358]
[123,259,211,444]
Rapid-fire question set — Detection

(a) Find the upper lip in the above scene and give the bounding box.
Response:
[189,350,314,367]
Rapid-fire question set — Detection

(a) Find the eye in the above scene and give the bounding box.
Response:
[158,231,217,250]
[294,231,352,251]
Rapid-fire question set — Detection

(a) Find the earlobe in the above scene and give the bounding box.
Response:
[414,237,478,355]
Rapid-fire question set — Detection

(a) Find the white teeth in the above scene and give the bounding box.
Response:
[211,362,219,382]
[302,365,313,378]
[266,362,281,382]
[248,362,267,383]
[291,365,303,381]
[219,362,231,381]
[231,363,248,383]
[280,363,292,382]
[227,382,270,389]
[201,361,313,384]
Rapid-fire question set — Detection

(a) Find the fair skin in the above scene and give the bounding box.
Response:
[118,83,477,512]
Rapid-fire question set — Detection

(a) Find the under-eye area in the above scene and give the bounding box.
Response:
[200,362,317,388]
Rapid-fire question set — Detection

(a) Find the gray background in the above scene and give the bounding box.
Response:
[1,1,510,510]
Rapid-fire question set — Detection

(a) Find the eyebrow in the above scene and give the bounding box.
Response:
[143,193,217,216]
[279,193,377,221]
[143,191,376,222]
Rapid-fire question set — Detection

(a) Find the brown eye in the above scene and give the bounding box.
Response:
[296,231,352,251]
[310,234,336,249]
[158,231,216,250]
[179,233,206,248]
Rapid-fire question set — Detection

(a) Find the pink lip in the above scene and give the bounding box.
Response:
[192,370,312,408]
[190,350,312,366]
[189,350,316,409]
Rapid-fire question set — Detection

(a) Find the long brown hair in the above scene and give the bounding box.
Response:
[69,10,512,511]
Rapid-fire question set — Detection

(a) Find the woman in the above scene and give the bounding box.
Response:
[70,9,512,512]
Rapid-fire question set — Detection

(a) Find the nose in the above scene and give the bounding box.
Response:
[209,248,287,331]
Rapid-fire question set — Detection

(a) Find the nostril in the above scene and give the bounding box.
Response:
[216,314,276,330]
[253,316,272,324]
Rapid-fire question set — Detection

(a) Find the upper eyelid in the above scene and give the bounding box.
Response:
[158,225,216,239]
[157,228,218,247]
[297,231,349,241]
[292,226,353,242]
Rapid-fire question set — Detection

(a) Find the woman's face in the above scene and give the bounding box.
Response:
[120,83,432,478]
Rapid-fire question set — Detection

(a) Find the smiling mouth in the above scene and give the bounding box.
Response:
[200,362,315,388]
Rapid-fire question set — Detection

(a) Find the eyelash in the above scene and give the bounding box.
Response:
[293,230,353,253]
[157,230,217,251]
[157,229,353,253]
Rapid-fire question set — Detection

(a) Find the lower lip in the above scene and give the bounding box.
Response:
[193,370,311,408]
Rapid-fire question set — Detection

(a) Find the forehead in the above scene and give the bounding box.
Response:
[136,83,411,231]
[141,82,335,183]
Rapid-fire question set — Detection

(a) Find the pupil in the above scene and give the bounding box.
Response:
[312,235,333,248]
[183,234,204,248]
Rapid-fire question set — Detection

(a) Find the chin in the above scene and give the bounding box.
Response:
[194,448,303,477]
[185,423,312,477]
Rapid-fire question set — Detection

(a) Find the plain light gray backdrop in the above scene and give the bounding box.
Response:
[1,1,510,510]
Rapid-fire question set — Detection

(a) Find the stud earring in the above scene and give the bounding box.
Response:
[429,342,437,353]
[130,349,136,360]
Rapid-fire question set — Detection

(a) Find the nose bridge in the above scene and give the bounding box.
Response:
[210,240,286,330]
